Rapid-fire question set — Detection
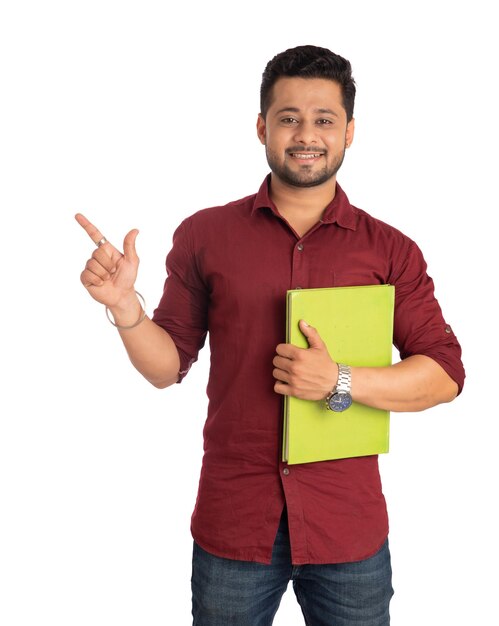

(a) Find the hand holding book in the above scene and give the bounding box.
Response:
[273,319,339,402]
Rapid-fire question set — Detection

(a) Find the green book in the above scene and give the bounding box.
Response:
[283,285,395,465]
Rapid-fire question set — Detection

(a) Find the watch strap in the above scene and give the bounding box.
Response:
[334,363,351,394]
[325,363,352,409]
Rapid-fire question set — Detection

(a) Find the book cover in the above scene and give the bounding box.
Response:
[283,285,394,465]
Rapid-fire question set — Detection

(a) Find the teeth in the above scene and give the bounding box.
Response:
[291,153,322,159]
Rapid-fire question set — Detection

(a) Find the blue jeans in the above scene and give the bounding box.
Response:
[191,511,394,625]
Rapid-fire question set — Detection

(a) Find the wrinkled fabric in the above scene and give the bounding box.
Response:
[152,176,464,565]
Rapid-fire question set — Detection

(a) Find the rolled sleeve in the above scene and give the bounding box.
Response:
[391,240,465,393]
[152,218,209,382]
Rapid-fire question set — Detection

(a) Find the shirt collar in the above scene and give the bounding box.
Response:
[251,174,358,231]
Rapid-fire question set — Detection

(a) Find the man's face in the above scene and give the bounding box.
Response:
[257,77,354,188]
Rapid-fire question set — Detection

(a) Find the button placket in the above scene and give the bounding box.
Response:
[291,239,307,291]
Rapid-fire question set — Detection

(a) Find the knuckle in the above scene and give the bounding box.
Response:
[289,362,300,376]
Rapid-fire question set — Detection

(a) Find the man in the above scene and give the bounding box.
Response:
[76,45,464,625]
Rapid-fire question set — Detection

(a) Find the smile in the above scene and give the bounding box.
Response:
[289,153,324,160]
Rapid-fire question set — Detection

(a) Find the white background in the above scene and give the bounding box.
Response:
[1,0,497,624]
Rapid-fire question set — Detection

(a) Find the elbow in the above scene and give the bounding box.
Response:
[438,378,459,405]
[148,375,179,389]
[416,371,459,411]
[143,367,180,389]
[430,359,460,407]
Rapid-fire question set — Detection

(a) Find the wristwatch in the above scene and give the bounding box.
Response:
[325,364,353,412]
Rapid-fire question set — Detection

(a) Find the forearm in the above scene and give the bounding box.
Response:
[351,355,458,412]
[109,294,180,389]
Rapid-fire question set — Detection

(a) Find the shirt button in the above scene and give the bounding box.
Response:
[297,243,304,251]
[283,468,290,475]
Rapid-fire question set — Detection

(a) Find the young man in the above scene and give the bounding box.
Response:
[77,46,464,625]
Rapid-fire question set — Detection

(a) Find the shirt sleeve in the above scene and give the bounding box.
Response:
[152,217,209,382]
[390,239,465,394]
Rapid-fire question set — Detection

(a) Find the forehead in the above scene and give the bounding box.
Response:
[268,77,345,116]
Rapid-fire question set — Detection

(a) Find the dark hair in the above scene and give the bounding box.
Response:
[260,45,356,122]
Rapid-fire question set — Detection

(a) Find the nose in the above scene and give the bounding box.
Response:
[292,119,318,145]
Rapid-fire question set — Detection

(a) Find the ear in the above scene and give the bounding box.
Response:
[345,117,355,148]
[256,113,266,145]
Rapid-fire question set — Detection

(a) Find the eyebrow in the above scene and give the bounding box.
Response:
[274,107,339,117]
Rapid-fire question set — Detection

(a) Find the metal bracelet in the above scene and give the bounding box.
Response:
[105,291,147,330]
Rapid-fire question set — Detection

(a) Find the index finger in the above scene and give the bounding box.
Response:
[74,213,107,246]
[275,343,302,359]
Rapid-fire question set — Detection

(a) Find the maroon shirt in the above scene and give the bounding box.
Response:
[152,176,464,565]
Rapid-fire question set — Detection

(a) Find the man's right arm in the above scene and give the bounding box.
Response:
[107,291,180,388]
[75,213,180,389]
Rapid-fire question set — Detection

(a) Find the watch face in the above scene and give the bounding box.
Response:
[327,392,353,412]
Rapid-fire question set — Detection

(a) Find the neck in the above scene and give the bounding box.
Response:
[268,174,337,236]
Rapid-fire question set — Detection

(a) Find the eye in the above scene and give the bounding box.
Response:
[280,117,298,125]
[317,119,334,125]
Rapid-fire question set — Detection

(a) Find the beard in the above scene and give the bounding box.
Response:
[265,145,346,188]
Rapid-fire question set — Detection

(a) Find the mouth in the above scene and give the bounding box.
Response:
[288,152,324,161]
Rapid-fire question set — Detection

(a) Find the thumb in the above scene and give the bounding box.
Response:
[299,320,325,349]
[123,229,139,262]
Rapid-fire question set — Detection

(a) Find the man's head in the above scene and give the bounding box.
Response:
[257,46,356,189]
[260,45,356,123]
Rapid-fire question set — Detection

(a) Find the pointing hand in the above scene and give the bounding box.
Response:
[75,213,140,309]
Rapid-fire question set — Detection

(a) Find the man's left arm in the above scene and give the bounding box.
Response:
[273,320,458,413]
[274,237,464,412]
[273,320,458,411]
